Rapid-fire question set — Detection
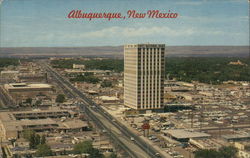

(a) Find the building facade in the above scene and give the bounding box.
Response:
[124,44,165,110]
[73,64,85,69]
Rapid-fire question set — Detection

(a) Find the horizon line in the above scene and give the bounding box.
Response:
[1,45,250,48]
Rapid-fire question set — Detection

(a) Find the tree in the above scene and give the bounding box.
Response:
[41,135,46,144]
[22,129,35,140]
[56,94,65,103]
[0,58,19,67]
[218,146,238,158]
[34,134,41,147]
[70,74,100,84]
[89,148,103,158]
[101,80,112,88]
[23,130,46,149]
[35,144,53,157]
[26,98,32,105]
[29,133,36,149]
[34,100,42,107]
[195,149,219,158]
[51,59,124,72]
[108,152,117,158]
[84,72,94,76]
[22,130,37,149]
[73,141,93,154]
[51,58,250,83]
[73,141,103,157]
[195,146,238,158]
[28,133,42,149]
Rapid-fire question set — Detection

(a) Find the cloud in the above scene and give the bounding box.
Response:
[1,25,246,47]
[228,0,247,2]
[175,1,204,6]
[36,26,225,43]
[181,15,249,23]
[25,26,228,46]
[176,0,246,6]
[181,16,216,23]
[75,26,224,39]
[239,16,249,21]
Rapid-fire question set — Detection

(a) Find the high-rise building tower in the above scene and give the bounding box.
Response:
[124,44,165,110]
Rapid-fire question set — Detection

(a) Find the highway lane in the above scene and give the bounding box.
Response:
[90,107,150,158]
[41,62,151,158]
[41,62,164,158]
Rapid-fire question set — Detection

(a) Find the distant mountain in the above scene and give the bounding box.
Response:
[0,46,249,58]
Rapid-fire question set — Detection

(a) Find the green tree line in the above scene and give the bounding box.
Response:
[51,57,250,84]
[70,74,100,83]
[51,59,123,72]
[22,130,53,156]
[0,58,19,68]
[165,57,250,84]
[195,146,238,158]
[73,140,116,158]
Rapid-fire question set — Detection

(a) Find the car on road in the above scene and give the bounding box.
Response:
[155,153,161,157]
[149,135,157,140]
[153,138,160,142]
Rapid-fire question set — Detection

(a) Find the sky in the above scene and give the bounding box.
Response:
[0,0,249,47]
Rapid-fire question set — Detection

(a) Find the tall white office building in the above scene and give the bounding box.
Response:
[124,44,165,110]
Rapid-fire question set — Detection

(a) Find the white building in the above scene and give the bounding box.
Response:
[124,44,165,111]
[73,64,85,69]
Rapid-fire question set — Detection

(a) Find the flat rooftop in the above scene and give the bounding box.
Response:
[0,70,19,74]
[190,138,224,149]
[100,96,119,101]
[0,108,74,122]
[222,133,250,140]
[65,69,111,73]
[62,120,88,129]
[0,109,87,139]
[5,83,52,89]
[163,129,211,139]
[124,44,165,48]
[13,109,70,115]
[19,118,57,126]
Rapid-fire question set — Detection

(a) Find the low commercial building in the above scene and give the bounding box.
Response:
[13,109,75,120]
[189,138,223,150]
[60,120,89,132]
[93,140,113,152]
[199,91,213,97]
[73,64,85,69]
[4,83,52,93]
[0,70,19,78]
[65,69,111,76]
[222,134,250,142]
[17,73,47,82]
[163,129,211,142]
[0,109,86,140]
[99,96,119,103]
[3,83,53,103]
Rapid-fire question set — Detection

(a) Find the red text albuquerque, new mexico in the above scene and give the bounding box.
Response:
[68,10,179,21]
